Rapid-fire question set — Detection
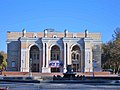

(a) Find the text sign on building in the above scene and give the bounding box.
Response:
[49,60,63,68]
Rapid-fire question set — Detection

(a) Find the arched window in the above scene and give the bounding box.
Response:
[30,45,40,72]
[51,45,60,60]
[77,54,79,60]
[71,45,81,72]
[50,45,61,72]
[72,53,74,59]
[53,35,57,38]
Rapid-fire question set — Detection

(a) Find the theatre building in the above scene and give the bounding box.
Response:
[7,29,102,73]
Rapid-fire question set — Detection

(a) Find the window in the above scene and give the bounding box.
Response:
[77,54,79,60]
[53,54,56,60]
[12,61,15,68]
[53,35,57,38]
[57,54,59,60]
[51,45,60,60]
[72,54,74,59]
[37,54,39,59]
[34,54,36,59]
[74,54,75,59]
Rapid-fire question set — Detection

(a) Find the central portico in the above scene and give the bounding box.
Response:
[28,37,84,73]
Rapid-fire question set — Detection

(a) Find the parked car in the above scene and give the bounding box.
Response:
[102,69,113,73]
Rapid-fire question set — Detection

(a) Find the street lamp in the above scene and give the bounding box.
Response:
[29,58,32,77]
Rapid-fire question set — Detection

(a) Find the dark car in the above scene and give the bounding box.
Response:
[103,69,113,73]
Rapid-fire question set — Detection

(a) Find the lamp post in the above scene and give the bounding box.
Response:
[29,58,32,77]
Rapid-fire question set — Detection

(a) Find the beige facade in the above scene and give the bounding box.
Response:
[7,29,102,73]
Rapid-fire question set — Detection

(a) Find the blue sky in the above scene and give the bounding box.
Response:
[0,0,120,52]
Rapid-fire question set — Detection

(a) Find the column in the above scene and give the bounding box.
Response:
[39,50,42,72]
[42,43,45,67]
[64,43,67,72]
[60,49,62,61]
[42,42,50,73]
[67,44,71,65]
[81,49,84,72]
[85,51,91,72]
[84,38,92,72]
[48,48,51,65]
[46,43,49,67]
[21,49,29,72]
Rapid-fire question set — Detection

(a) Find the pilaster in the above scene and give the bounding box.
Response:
[42,43,45,67]
[20,49,29,72]
[67,44,71,65]
[42,41,50,73]
[39,50,42,72]
[46,43,49,68]
[63,42,67,72]
[84,38,93,72]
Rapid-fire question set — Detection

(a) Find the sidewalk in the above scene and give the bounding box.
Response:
[0,71,119,78]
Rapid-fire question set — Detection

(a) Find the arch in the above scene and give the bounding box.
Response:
[28,43,41,51]
[49,43,62,51]
[52,35,57,38]
[71,45,81,72]
[50,45,62,72]
[50,45,60,60]
[29,44,41,72]
[49,44,62,60]
[70,43,82,51]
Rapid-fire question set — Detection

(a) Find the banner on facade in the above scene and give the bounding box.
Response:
[49,60,63,68]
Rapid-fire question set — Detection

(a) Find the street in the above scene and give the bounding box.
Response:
[0,82,120,90]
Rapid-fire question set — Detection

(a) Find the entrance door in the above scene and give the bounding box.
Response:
[71,45,81,72]
[72,64,79,72]
[50,45,61,72]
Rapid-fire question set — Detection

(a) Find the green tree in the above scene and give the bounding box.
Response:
[2,60,7,70]
[0,51,7,71]
[102,41,113,69]
[111,28,120,73]
[0,53,4,64]
[102,27,120,74]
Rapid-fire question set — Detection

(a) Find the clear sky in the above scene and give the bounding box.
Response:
[0,0,120,52]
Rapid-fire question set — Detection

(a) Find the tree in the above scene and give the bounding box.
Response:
[0,53,4,64]
[110,28,120,73]
[101,41,113,69]
[102,27,120,74]
[0,51,7,71]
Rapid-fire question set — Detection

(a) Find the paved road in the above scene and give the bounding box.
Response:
[0,82,120,90]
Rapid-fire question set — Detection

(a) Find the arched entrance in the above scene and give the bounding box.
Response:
[30,45,40,72]
[50,45,61,72]
[71,45,81,72]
